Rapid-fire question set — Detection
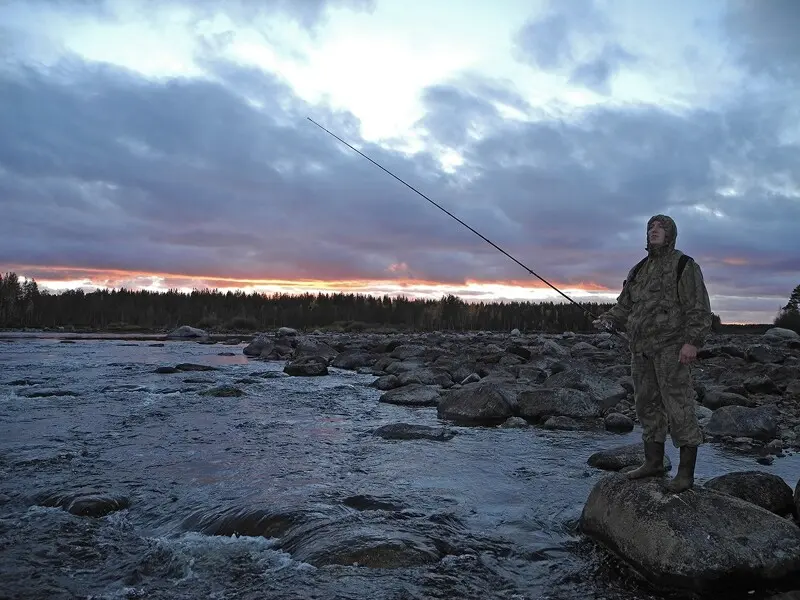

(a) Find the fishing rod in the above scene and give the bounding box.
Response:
[307,116,623,339]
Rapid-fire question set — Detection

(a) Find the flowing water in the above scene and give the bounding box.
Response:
[1,335,798,600]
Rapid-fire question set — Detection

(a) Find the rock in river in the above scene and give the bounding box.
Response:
[579,473,800,594]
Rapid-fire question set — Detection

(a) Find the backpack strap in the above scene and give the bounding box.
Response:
[624,254,693,293]
[676,254,692,303]
[623,257,648,287]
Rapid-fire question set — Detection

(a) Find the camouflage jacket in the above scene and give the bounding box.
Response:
[600,248,713,354]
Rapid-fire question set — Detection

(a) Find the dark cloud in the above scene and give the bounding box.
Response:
[725,0,800,80]
[514,0,635,94]
[515,0,608,69]
[568,43,637,94]
[0,34,798,324]
[13,0,377,32]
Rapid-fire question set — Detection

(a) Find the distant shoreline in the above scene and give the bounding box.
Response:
[0,322,779,342]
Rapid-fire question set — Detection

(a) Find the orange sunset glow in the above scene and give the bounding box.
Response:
[2,263,621,304]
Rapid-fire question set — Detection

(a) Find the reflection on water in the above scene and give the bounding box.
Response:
[0,337,797,600]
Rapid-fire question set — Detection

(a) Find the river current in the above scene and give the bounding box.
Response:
[1,335,798,600]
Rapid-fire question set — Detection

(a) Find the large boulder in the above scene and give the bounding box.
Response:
[518,387,603,421]
[437,381,514,425]
[166,325,208,339]
[283,355,328,376]
[764,327,800,341]
[705,405,779,441]
[703,471,796,517]
[379,384,440,407]
[580,474,800,594]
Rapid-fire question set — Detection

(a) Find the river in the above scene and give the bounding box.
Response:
[1,335,798,599]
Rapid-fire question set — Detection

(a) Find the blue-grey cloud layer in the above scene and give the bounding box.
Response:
[0,0,798,323]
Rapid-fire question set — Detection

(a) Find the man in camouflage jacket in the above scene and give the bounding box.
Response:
[594,214,713,493]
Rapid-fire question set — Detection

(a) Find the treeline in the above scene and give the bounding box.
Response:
[0,272,617,332]
[5,270,794,335]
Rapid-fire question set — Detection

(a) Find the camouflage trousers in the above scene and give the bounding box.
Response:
[631,344,703,448]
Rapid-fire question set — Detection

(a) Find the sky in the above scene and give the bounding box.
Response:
[0,0,798,324]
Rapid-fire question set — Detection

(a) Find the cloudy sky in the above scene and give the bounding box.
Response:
[1,0,798,324]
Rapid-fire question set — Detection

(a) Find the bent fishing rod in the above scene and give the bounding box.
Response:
[307,117,624,339]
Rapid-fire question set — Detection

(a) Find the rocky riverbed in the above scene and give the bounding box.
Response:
[238,324,800,595]
[1,326,799,599]
[240,325,800,456]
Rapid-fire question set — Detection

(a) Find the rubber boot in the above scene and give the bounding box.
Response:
[626,441,665,479]
[666,445,698,493]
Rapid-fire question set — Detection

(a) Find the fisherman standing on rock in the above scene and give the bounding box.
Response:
[593,214,713,493]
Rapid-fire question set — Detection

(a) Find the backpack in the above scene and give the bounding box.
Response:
[624,254,693,303]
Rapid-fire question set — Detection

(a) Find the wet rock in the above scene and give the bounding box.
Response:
[543,415,581,430]
[696,405,713,426]
[37,492,130,517]
[580,474,800,594]
[766,439,785,455]
[706,405,779,441]
[342,494,403,512]
[542,368,588,391]
[587,442,672,473]
[703,471,796,517]
[5,379,40,386]
[437,381,514,425]
[384,360,425,375]
[518,388,603,421]
[66,495,130,517]
[500,416,529,428]
[702,389,757,410]
[516,365,547,383]
[507,343,532,359]
[765,591,800,600]
[277,520,442,568]
[796,479,800,520]
[175,363,217,372]
[698,344,746,360]
[604,413,634,433]
[243,334,273,356]
[570,341,598,356]
[380,383,440,407]
[784,379,800,400]
[284,355,329,376]
[373,423,455,441]
[540,339,569,357]
[764,327,800,341]
[460,372,481,385]
[389,344,427,360]
[277,327,297,337]
[21,389,80,398]
[166,325,208,339]
[332,350,377,370]
[200,385,245,398]
[292,336,337,361]
[747,344,784,364]
[744,375,781,395]
[182,506,302,538]
[371,374,401,391]
[397,367,454,388]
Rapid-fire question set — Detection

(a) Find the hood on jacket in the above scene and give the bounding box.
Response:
[646,214,677,255]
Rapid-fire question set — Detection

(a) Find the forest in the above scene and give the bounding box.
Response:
[1,271,796,335]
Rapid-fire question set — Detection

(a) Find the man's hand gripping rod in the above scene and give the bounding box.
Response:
[307,117,629,343]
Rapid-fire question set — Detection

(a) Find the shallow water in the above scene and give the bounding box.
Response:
[0,336,798,600]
